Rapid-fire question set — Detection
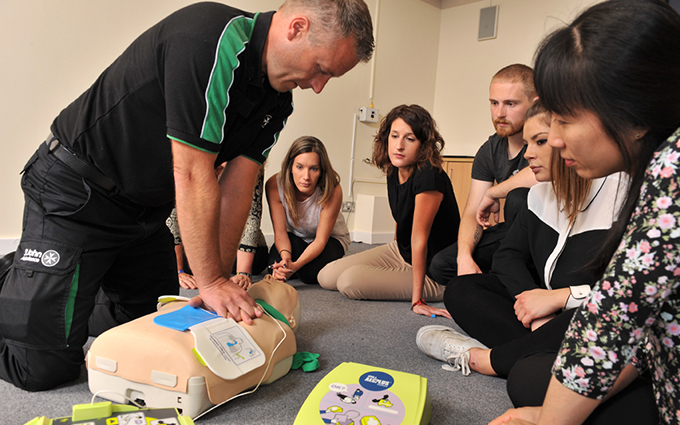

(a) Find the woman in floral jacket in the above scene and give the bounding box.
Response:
[490,1,680,424]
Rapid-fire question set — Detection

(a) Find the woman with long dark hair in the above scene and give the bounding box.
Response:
[318,104,460,317]
[491,1,680,424]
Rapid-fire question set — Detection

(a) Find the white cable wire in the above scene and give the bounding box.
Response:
[191,306,288,421]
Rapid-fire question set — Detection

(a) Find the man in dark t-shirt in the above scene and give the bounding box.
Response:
[0,1,374,391]
[430,64,538,285]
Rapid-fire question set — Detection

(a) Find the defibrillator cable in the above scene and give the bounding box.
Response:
[191,306,288,421]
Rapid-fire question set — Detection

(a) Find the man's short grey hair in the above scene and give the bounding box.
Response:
[280,0,375,62]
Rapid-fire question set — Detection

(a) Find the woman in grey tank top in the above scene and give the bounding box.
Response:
[266,136,349,284]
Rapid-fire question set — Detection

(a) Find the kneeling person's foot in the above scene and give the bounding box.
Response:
[416,325,487,376]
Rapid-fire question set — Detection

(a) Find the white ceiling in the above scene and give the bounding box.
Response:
[421,0,488,9]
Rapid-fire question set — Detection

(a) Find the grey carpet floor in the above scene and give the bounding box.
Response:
[0,243,512,424]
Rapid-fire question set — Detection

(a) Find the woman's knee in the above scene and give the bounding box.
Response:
[317,259,341,290]
[506,353,555,407]
[296,266,320,285]
[299,246,344,285]
[335,266,371,299]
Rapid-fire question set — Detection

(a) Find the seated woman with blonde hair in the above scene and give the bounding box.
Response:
[266,136,350,285]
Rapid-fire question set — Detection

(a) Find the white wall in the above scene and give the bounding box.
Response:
[0,0,442,240]
[340,0,443,232]
[0,1,280,238]
[0,0,603,241]
[434,0,601,156]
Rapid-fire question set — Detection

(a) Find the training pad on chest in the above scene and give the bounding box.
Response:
[154,306,266,380]
[153,305,219,331]
[189,317,266,380]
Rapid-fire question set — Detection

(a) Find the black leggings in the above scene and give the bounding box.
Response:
[446,273,528,348]
[445,273,576,377]
[230,244,269,276]
[508,352,658,424]
[429,187,529,285]
[447,273,659,423]
[269,233,345,284]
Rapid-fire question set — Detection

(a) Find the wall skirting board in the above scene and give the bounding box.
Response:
[349,231,393,245]
[0,238,19,256]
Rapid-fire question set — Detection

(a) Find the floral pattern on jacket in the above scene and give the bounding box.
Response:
[553,127,680,424]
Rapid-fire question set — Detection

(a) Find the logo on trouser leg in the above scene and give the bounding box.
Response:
[41,250,60,267]
[20,248,60,267]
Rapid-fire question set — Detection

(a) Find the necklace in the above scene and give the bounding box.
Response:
[580,176,608,212]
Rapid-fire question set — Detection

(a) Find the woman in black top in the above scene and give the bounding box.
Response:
[318,104,460,317]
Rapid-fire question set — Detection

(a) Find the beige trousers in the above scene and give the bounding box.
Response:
[317,241,445,301]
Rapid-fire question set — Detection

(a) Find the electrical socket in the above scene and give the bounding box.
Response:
[358,107,379,123]
[341,201,355,213]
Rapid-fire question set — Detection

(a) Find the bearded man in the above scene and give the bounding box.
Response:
[429,64,538,283]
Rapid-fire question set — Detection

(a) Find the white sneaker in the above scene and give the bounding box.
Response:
[416,325,487,376]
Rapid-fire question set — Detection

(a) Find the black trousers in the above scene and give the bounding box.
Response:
[447,274,659,423]
[508,353,658,424]
[269,232,345,285]
[429,187,529,286]
[445,273,576,377]
[0,141,178,391]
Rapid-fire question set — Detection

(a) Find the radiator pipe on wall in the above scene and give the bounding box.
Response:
[349,113,358,197]
[348,0,381,199]
[368,0,380,107]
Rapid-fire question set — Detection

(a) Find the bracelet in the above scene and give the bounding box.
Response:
[178,270,184,274]
[279,249,292,256]
[411,298,427,310]
[237,271,252,279]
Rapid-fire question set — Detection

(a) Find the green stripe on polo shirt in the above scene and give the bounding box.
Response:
[262,100,293,160]
[201,13,257,145]
[168,135,216,154]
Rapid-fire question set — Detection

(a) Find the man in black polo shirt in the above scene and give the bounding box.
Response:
[0,0,373,391]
